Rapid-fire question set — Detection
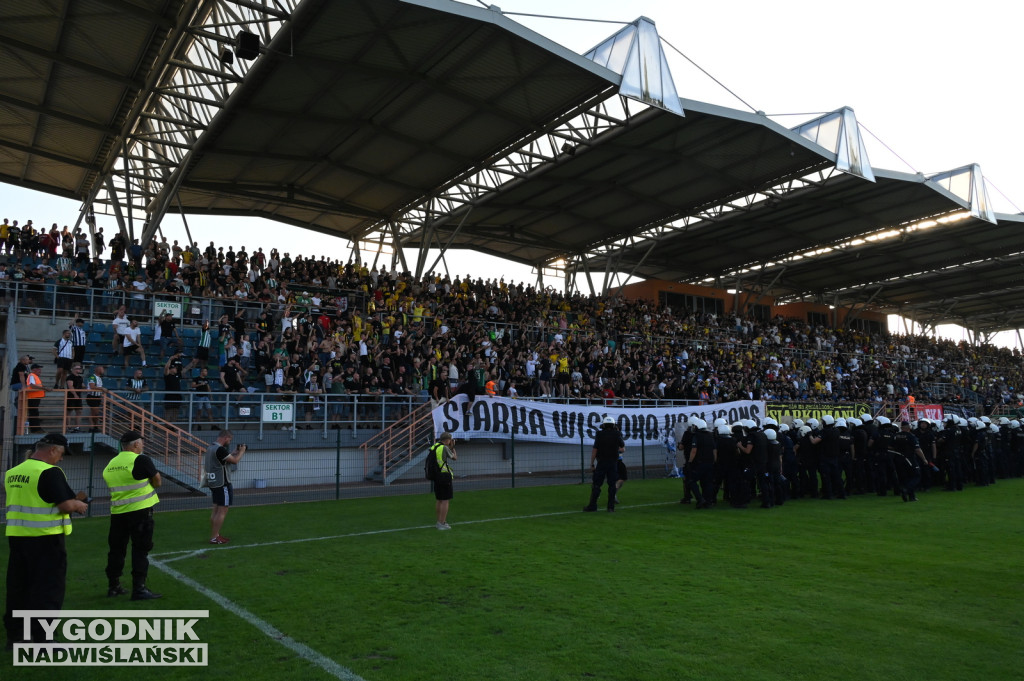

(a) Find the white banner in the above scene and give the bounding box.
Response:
[431,397,767,445]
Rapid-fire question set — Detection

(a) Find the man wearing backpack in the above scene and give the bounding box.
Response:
[429,433,457,530]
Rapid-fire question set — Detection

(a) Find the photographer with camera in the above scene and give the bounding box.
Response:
[205,429,247,545]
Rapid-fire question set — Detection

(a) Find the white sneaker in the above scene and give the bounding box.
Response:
[436,522,451,530]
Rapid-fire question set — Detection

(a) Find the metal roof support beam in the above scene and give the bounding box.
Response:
[391,88,626,241]
[0,140,100,172]
[77,182,105,249]
[105,176,130,241]
[0,93,114,134]
[581,257,596,298]
[1016,328,1023,352]
[601,250,618,295]
[389,221,408,275]
[750,267,785,316]
[414,220,434,280]
[421,205,473,280]
[614,240,659,297]
[370,230,387,271]
[349,237,360,266]
[91,0,300,246]
[843,285,884,327]
[2,35,142,88]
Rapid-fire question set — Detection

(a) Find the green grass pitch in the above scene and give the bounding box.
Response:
[3,479,1023,680]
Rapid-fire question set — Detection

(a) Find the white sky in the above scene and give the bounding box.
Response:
[1,0,1021,344]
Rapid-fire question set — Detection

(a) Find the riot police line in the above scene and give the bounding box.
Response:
[674,413,1023,509]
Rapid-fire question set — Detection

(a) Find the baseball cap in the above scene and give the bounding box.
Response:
[30,363,44,369]
[38,433,69,448]
[120,430,144,444]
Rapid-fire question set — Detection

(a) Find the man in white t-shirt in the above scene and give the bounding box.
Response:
[130,276,148,314]
[112,306,130,355]
[122,319,147,368]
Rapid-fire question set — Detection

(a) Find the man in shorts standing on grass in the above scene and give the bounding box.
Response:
[205,429,247,545]
[431,432,457,530]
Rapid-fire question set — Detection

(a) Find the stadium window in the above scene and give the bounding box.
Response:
[807,311,829,327]
[750,304,771,322]
[658,291,724,316]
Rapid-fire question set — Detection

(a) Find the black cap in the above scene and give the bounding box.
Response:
[75,318,84,323]
[120,429,144,444]
[30,363,44,369]
[37,433,69,448]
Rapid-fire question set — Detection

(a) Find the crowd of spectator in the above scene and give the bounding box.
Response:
[5,217,1024,422]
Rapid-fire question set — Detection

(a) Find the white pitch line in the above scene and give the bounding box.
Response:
[151,557,367,681]
[151,500,672,680]
[151,501,673,561]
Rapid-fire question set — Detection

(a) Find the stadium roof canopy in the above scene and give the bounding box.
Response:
[0,0,1021,334]
[0,0,184,200]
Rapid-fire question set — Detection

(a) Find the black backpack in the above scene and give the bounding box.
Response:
[425,444,441,481]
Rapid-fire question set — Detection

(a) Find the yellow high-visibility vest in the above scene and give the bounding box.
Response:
[103,451,159,514]
[5,459,72,536]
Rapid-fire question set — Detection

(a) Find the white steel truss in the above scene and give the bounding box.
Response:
[377,87,636,278]
[90,0,297,245]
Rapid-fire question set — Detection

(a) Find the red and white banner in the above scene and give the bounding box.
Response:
[898,403,943,422]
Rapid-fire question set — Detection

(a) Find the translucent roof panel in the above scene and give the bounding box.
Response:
[793,107,874,182]
[584,17,683,116]
[929,164,996,223]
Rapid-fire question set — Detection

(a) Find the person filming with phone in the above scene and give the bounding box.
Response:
[205,429,247,545]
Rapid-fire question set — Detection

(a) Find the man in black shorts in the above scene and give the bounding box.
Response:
[52,328,74,389]
[205,429,247,544]
[430,432,457,530]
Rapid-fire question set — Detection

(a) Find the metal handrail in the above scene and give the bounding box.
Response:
[16,388,206,481]
[360,401,435,482]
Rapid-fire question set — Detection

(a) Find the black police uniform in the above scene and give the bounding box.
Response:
[936,422,961,490]
[890,428,922,501]
[585,425,624,512]
[751,429,772,508]
[689,430,716,509]
[818,424,844,499]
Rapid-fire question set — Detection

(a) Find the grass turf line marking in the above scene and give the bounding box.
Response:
[151,501,673,561]
[151,557,367,681]
[151,502,671,679]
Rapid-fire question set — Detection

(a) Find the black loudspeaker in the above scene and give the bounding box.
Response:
[235,31,260,60]
[219,48,234,66]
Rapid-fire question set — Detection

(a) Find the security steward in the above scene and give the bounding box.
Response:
[4,433,88,647]
[102,430,162,600]
[584,415,625,512]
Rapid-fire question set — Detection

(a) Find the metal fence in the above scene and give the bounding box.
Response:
[1,424,676,519]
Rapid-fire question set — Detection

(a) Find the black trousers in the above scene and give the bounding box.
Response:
[4,535,67,644]
[587,459,619,510]
[105,507,155,588]
[819,457,845,499]
[690,461,715,506]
